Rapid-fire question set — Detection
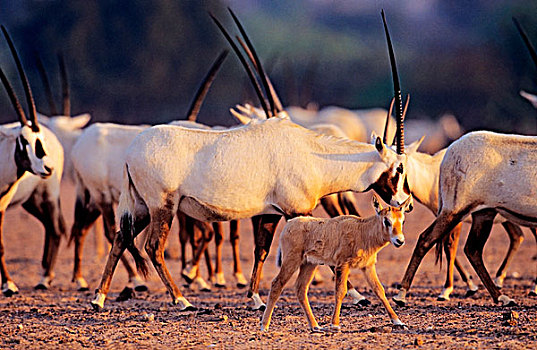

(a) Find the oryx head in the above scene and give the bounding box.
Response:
[372,193,412,248]
[0,25,53,178]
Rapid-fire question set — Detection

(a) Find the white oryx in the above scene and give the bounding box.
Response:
[0,26,58,295]
[261,194,412,332]
[90,9,413,311]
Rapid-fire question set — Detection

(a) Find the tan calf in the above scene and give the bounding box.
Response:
[261,194,412,332]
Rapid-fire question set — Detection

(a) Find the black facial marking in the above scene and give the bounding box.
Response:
[397,163,404,174]
[366,167,396,204]
[35,139,46,159]
[384,218,391,227]
[14,136,33,178]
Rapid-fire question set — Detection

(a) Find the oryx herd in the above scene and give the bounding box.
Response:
[0,8,536,334]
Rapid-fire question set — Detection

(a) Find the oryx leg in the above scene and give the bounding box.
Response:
[0,211,18,296]
[494,221,524,288]
[395,209,467,306]
[329,264,351,331]
[22,193,65,290]
[70,197,101,291]
[145,208,195,310]
[229,220,247,288]
[213,221,226,287]
[261,248,302,331]
[329,265,369,306]
[464,209,515,306]
[438,223,464,301]
[248,214,281,310]
[530,228,537,296]
[363,264,403,326]
[338,192,361,216]
[177,212,188,270]
[295,263,321,332]
[100,202,147,292]
[91,208,150,311]
[454,255,478,297]
[320,194,344,218]
[181,216,213,291]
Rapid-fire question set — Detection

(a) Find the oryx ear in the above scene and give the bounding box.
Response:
[406,135,425,154]
[373,135,386,156]
[520,90,537,109]
[372,193,383,214]
[229,107,253,125]
[69,113,91,129]
[400,194,413,213]
[0,125,19,138]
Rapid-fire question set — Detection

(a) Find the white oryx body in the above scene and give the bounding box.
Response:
[396,131,537,306]
[124,119,407,222]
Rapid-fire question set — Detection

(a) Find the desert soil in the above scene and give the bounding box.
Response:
[0,183,536,349]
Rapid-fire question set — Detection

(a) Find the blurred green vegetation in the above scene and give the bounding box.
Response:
[0,0,536,133]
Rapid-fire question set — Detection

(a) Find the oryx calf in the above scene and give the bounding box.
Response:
[261,194,412,332]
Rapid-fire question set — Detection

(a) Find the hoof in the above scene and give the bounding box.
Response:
[498,295,517,307]
[2,281,19,297]
[234,273,248,289]
[393,297,406,307]
[323,325,341,333]
[181,264,198,284]
[116,287,135,302]
[73,277,89,291]
[90,301,103,312]
[529,291,537,297]
[250,293,266,311]
[3,289,17,297]
[34,283,48,290]
[311,280,323,286]
[358,299,371,307]
[437,296,448,302]
[215,273,226,288]
[78,287,90,292]
[311,326,325,333]
[134,285,149,292]
[215,283,226,288]
[464,289,478,298]
[182,305,197,312]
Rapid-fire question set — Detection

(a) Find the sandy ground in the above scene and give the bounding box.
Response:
[0,183,536,349]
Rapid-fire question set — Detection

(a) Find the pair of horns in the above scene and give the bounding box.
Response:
[211,8,282,119]
[34,52,70,116]
[0,25,39,132]
[381,10,405,154]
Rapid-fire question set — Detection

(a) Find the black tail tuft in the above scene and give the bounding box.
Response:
[121,212,150,279]
[434,236,444,269]
[126,244,149,278]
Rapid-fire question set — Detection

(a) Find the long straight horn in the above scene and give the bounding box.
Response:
[383,97,395,144]
[210,13,271,119]
[0,67,28,125]
[381,10,403,154]
[1,25,39,132]
[235,35,284,112]
[58,53,71,116]
[34,53,58,115]
[513,18,537,71]
[186,50,229,121]
[228,8,278,117]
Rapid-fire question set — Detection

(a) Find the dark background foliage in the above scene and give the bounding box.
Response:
[1,0,537,132]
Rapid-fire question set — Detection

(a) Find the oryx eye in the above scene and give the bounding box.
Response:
[396,163,404,174]
[35,139,46,159]
[383,218,391,227]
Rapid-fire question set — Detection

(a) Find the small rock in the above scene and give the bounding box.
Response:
[381,326,392,333]
[502,311,519,326]
[511,271,520,278]
[414,337,424,346]
[17,324,23,330]
[116,287,135,302]
[143,313,155,322]
[214,303,222,310]
[369,326,379,333]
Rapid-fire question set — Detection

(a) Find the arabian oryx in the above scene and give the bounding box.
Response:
[90,9,413,311]
[0,26,58,295]
[392,18,537,307]
[70,50,237,293]
[261,194,412,332]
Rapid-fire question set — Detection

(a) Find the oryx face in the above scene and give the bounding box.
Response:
[373,194,412,248]
[16,125,53,178]
[368,136,413,211]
